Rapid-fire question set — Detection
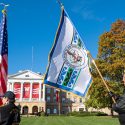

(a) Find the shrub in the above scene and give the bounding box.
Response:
[67,111,108,117]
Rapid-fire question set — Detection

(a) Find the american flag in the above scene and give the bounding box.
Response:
[0,11,8,96]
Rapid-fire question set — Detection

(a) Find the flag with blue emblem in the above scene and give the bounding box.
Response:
[44,7,92,97]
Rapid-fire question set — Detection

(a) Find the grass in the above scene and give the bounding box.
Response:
[20,116,119,125]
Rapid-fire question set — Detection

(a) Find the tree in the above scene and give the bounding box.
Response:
[85,20,125,110]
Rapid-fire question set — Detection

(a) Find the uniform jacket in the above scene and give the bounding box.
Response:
[0,102,16,125]
[112,89,125,125]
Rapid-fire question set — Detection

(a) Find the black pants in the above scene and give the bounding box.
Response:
[119,114,125,125]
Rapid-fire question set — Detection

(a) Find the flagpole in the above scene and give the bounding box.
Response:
[31,46,34,71]
[56,0,63,8]
[87,51,116,103]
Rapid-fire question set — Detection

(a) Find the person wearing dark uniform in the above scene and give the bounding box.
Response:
[0,91,20,125]
[110,72,125,125]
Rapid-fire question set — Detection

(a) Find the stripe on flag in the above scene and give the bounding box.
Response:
[0,12,8,98]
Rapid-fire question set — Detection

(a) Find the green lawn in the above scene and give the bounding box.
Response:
[20,116,119,125]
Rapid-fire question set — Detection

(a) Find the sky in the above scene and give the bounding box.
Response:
[0,0,125,75]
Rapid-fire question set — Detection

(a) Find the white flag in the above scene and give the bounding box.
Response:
[44,7,92,97]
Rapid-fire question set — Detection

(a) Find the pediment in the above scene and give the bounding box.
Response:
[8,70,44,80]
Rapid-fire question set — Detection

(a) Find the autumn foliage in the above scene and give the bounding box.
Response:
[86,20,125,109]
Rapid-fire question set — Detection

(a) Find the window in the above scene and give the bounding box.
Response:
[47,96,50,102]
[53,96,56,102]
[47,109,50,114]
[79,98,82,103]
[25,75,29,77]
[54,89,56,93]
[53,109,57,114]
[62,97,65,103]
[47,88,51,94]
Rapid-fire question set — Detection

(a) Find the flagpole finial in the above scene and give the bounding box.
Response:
[2,9,6,15]
[0,3,10,14]
[86,50,90,55]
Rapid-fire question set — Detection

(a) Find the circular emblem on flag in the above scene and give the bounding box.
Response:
[63,44,88,69]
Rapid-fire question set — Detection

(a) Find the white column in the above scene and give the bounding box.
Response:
[42,84,45,101]
[29,82,33,102]
[20,82,23,101]
[39,82,42,101]
[7,82,11,91]
[11,82,14,92]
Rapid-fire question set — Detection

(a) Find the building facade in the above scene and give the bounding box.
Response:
[7,70,86,115]
[45,86,86,114]
[7,70,45,114]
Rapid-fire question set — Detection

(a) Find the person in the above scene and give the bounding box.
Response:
[109,71,125,125]
[0,91,20,125]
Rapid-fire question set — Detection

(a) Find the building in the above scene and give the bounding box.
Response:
[46,87,86,114]
[45,87,72,114]
[7,70,86,115]
[7,70,45,114]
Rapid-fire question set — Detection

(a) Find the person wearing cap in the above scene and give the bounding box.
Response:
[0,91,20,125]
[110,71,125,125]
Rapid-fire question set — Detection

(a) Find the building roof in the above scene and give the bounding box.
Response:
[8,70,44,80]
